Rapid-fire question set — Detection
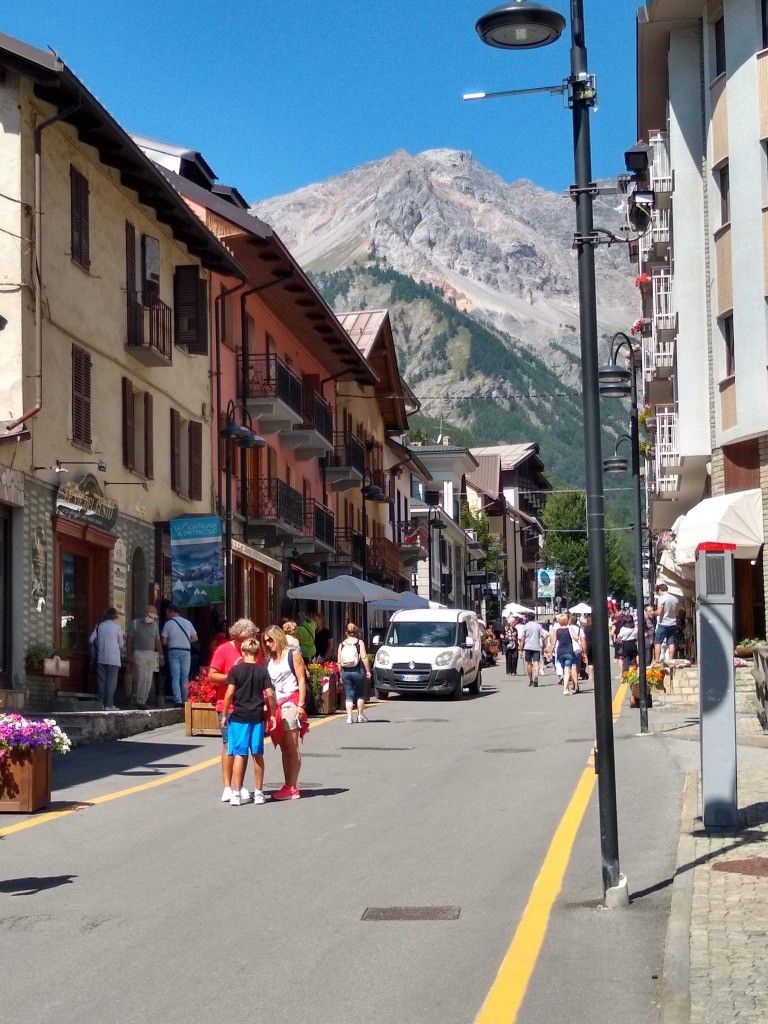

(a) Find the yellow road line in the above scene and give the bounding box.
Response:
[0,713,337,839]
[475,682,627,1024]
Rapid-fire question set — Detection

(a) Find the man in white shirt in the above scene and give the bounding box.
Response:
[89,607,124,711]
[162,604,198,706]
[652,584,679,663]
[521,614,548,687]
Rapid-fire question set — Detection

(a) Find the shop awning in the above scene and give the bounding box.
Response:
[674,489,764,565]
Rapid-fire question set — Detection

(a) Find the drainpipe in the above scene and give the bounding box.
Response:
[6,98,82,434]
[214,281,247,515]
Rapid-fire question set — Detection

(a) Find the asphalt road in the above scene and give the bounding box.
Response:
[1,662,685,1024]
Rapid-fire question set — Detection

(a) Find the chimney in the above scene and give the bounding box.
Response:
[442,435,451,446]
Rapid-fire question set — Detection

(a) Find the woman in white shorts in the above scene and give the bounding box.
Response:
[263,625,307,800]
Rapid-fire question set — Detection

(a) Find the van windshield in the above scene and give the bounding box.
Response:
[385,621,458,648]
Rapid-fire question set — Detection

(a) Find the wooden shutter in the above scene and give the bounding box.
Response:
[170,408,181,493]
[72,346,92,445]
[188,420,203,501]
[125,221,140,345]
[174,266,208,354]
[70,166,90,269]
[144,392,154,479]
[122,377,135,470]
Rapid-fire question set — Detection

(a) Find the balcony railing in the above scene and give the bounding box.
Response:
[648,130,672,193]
[655,404,679,469]
[304,499,335,548]
[300,391,333,443]
[332,527,364,567]
[241,354,303,416]
[329,434,366,475]
[126,291,173,361]
[245,477,304,530]
[652,269,675,332]
[369,536,401,577]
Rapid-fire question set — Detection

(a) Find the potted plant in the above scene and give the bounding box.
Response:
[735,637,764,657]
[184,670,220,736]
[307,661,339,716]
[0,714,71,812]
[637,405,656,432]
[622,665,666,708]
[25,641,56,675]
[638,439,654,459]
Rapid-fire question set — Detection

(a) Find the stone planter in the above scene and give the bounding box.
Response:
[184,702,220,737]
[0,748,52,812]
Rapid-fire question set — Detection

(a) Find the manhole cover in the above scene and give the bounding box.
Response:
[301,752,341,758]
[712,858,768,877]
[362,906,460,921]
[340,746,413,751]
[484,748,535,754]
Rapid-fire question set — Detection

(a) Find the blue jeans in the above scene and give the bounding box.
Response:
[167,648,191,704]
[97,664,119,708]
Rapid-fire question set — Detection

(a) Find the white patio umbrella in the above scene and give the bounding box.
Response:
[502,602,534,617]
[286,574,395,604]
[569,602,592,614]
[368,591,432,612]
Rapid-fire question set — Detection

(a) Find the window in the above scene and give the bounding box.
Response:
[723,314,735,377]
[142,235,160,298]
[72,345,92,446]
[714,15,726,77]
[718,163,730,225]
[122,378,154,477]
[70,166,90,269]
[170,409,203,500]
[173,265,208,354]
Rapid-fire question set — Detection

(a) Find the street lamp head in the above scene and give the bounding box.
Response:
[476,1,566,50]
[362,483,390,503]
[429,518,448,531]
[603,457,629,475]
[598,363,632,398]
[219,422,265,448]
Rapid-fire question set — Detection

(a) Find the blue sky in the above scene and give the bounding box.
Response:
[2,1,638,203]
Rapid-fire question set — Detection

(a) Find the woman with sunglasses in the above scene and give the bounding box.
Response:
[263,625,307,800]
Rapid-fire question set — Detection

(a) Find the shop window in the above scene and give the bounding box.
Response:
[174,265,208,355]
[70,165,90,270]
[72,345,92,446]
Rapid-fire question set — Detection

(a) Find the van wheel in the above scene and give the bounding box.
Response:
[468,668,482,695]
[451,674,464,700]
[375,689,388,700]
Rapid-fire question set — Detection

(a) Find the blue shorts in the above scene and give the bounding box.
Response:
[654,623,677,645]
[558,652,577,668]
[227,720,265,757]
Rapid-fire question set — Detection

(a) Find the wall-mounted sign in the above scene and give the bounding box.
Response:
[537,568,555,600]
[56,479,118,531]
[170,516,224,607]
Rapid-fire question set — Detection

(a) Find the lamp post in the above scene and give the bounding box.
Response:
[361,468,391,643]
[474,0,623,899]
[600,331,649,734]
[219,400,265,627]
[494,551,508,619]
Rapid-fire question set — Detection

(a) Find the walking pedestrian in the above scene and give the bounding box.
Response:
[207,618,261,803]
[521,613,548,687]
[617,613,639,675]
[652,583,680,664]
[161,604,198,707]
[281,620,301,649]
[220,638,276,806]
[582,613,594,686]
[89,607,124,710]
[338,622,371,723]
[263,625,308,800]
[126,605,163,709]
[504,619,519,675]
[314,612,333,662]
[548,613,580,694]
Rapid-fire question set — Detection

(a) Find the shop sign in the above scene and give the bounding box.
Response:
[56,480,118,531]
[537,568,555,600]
[169,516,223,607]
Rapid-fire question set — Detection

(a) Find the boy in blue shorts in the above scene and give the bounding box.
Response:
[220,638,276,806]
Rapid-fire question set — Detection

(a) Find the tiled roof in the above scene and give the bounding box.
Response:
[337,310,389,359]
[470,443,540,471]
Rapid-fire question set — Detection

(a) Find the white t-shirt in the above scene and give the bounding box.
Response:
[657,593,679,627]
[267,651,299,700]
[618,624,637,642]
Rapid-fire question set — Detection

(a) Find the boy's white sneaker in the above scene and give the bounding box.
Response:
[346,714,354,724]
[239,789,252,804]
[221,787,233,802]
[229,792,242,806]
[253,790,266,804]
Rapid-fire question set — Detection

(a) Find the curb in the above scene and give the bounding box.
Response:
[661,771,697,1024]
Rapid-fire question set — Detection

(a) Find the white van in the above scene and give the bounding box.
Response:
[372,608,483,700]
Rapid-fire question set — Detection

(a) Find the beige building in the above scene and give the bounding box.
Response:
[0,35,240,702]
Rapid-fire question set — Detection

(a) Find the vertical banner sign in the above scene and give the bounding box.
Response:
[169,516,224,607]
[537,568,555,600]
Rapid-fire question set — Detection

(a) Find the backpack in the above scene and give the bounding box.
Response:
[339,639,361,668]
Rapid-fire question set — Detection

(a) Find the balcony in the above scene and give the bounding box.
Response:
[331,527,364,568]
[240,354,303,432]
[642,330,675,380]
[326,433,366,491]
[652,269,676,337]
[126,292,173,365]
[287,499,335,560]
[245,477,304,538]
[521,540,540,563]
[655,404,680,473]
[368,536,405,581]
[280,390,334,461]
[648,130,672,205]
[639,206,670,268]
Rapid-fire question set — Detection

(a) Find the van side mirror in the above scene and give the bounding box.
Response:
[372,634,381,646]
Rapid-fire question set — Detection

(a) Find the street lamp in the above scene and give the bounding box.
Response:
[494,551,509,618]
[361,468,391,642]
[600,331,650,734]
[473,0,624,901]
[219,399,265,626]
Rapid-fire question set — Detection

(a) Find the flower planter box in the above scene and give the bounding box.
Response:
[0,747,52,812]
[629,685,654,709]
[184,702,220,737]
